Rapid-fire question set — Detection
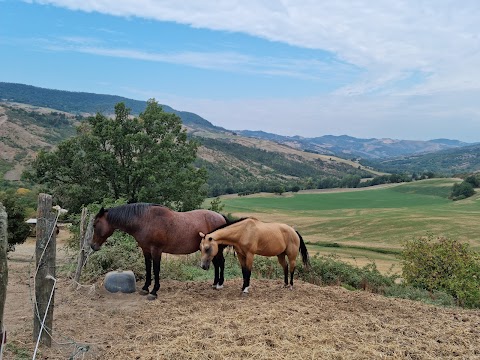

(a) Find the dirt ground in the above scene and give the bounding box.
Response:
[3,232,480,359]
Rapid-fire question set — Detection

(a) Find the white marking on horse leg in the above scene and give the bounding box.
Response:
[243,286,249,294]
[289,285,293,291]
[216,284,224,290]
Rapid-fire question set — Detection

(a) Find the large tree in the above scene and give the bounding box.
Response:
[0,190,31,250]
[26,100,207,212]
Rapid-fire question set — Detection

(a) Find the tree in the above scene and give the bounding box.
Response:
[0,190,31,251]
[464,174,480,188]
[450,181,475,201]
[25,100,207,212]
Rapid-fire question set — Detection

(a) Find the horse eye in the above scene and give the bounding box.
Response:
[208,237,213,241]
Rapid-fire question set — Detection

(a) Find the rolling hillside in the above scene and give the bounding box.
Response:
[0,101,374,194]
[1,82,473,160]
[361,143,480,175]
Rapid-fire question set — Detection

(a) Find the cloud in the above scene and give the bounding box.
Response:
[29,0,480,96]
[38,36,357,81]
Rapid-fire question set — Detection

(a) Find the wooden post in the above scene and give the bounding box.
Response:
[33,194,56,347]
[0,203,8,346]
[73,209,93,285]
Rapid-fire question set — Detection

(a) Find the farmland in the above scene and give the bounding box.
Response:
[219,179,480,273]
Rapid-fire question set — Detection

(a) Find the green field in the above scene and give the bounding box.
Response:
[217,179,480,273]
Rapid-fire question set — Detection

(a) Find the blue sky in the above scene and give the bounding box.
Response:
[1,1,480,142]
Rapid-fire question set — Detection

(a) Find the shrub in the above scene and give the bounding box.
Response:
[401,236,480,308]
[383,285,456,307]
[296,254,396,292]
[450,181,475,200]
[81,231,144,281]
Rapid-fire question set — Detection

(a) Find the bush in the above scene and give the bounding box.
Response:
[296,254,396,292]
[401,236,480,308]
[383,285,456,307]
[450,181,475,200]
[464,174,480,188]
[81,231,144,281]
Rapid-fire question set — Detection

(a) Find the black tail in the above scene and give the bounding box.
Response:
[296,230,310,267]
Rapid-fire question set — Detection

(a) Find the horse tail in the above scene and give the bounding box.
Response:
[296,230,310,267]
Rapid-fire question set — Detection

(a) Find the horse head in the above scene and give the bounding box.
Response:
[199,231,219,270]
[90,207,115,251]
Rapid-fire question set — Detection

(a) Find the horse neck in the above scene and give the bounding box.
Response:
[211,224,245,246]
[107,218,137,237]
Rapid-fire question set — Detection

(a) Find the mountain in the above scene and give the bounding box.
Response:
[1,82,478,194]
[0,82,223,132]
[237,131,472,160]
[0,96,376,194]
[1,82,473,160]
[362,143,480,176]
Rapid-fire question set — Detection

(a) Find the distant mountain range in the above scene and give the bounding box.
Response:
[1,82,473,161]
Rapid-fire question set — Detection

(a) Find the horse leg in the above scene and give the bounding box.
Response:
[277,253,289,288]
[239,253,254,294]
[212,245,226,290]
[140,251,152,295]
[148,252,162,300]
[288,256,297,290]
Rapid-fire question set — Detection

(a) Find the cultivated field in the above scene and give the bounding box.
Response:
[219,179,480,273]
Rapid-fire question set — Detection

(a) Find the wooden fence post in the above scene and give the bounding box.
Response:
[33,194,56,347]
[0,203,8,346]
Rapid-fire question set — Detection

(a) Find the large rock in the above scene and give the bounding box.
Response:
[104,270,136,293]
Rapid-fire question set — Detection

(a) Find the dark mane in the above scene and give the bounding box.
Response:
[212,217,250,232]
[105,203,156,227]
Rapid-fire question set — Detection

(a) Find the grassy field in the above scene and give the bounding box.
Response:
[217,179,480,274]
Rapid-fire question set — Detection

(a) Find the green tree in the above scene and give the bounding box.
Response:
[464,174,480,188]
[25,100,207,212]
[450,181,475,201]
[0,190,31,251]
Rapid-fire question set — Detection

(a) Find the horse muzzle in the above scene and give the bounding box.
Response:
[200,261,210,271]
[90,243,100,252]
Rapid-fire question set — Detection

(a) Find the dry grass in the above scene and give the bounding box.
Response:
[4,239,480,360]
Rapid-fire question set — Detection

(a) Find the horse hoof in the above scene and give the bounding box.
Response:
[139,289,149,296]
[289,286,294,291]
[147,294,157,301]
[216,284,224,290]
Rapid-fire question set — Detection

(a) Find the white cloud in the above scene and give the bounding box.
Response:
[30,0,480,95]
[24,0,480,141]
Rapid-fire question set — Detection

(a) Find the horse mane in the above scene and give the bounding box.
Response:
[105,203,162,228]
[212,217,254,232]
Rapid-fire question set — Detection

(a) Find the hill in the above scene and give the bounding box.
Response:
[361,143,480,175]
[0,101,375,195]
[238,131,472,159]
[1,82,473,160]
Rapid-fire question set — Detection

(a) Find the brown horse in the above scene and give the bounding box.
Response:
[199,217,309,293]
[91,203,228,300]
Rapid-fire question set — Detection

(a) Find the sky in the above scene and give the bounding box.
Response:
[1,1,480,142]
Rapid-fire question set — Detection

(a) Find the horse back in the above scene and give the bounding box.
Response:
[140,207,226,254]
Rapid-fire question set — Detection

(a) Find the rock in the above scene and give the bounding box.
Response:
[104,270,136,293]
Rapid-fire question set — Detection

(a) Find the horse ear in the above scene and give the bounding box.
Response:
[199,232,205,238]
[99,207,106,216]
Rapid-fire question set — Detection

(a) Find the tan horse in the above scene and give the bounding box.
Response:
[199,217,309,293]
[91,203,228,300]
